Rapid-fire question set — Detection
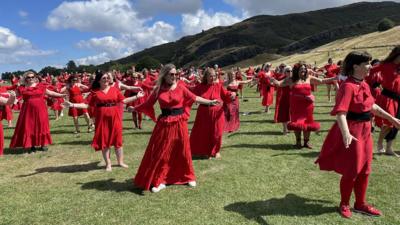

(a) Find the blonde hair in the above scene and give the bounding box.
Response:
[155,64,176,94]
[20,71,37,85]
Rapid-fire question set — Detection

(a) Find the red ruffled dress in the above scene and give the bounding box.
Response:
[287,83,320,131]
[316,78,375,178]
[190,83,232,157]
[274,74,291,123]
[10,84,52,149]
[373,63,400,127]
[89,87,124,151]
[68,85,88,117]
[133,83,197,190]
[46,85,64,111]
[224,85,240,133]
[324,64,339,85]
[259,71,274,106]
[0,86,13,121]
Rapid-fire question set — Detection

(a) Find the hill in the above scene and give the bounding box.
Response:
[98,1,400,70]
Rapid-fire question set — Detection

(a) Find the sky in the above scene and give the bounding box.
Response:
[0,0,398,73]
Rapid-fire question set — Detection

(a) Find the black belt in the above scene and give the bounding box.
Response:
[130,92,138,97]
[346,111,371,121]
[96,103,117,107]
[372,82,380,89]
[161,108,184,117]
[381,89,400,141]
[381,89,400,101]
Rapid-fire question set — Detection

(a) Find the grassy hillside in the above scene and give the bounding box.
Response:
[232,26,400,69]
[98,2,400,70]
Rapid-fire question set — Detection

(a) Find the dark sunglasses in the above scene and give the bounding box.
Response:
[25,76,35,80]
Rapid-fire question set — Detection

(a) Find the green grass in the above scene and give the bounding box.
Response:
[1,87,400,225]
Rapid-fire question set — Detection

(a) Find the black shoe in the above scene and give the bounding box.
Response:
[39,146,48,152]
[29,147,36,154]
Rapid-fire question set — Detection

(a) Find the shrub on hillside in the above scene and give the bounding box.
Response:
[377,18,395,31]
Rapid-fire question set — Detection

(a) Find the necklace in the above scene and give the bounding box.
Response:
[351,76,363,82]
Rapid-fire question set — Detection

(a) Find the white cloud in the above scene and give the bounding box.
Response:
[76,52,111,65]
[181,10,243,35]
[0,26,55,66]
[46,0,144,33]
[18,10,28,18]
[224,0,400,16]
[134,0,202,17]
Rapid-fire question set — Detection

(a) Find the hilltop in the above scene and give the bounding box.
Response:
[98,1,400,70]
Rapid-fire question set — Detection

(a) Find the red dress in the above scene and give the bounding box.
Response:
[89,87,124,151]
[190,83,232,157]
[373,63,400,127]
[46,85,64,111]
[133,83,197,190]
[0,86,13,121]
[68,85,88,117]
[287,83,320,131]
[10,84,52,148]
[274,74,291,123]
[259,71,274,106]
[324,64,339,85]
[224,85,240,133]
[316,78,375,178]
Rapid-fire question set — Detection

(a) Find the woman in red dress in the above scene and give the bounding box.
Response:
[0,91,16,156]
[129,64,219,193]
[10,71,66,152]
[0,85,16,127]
[372,46,400,156]
[64,71,144,171]
[274,66,292,135]
[316,51,400,218]
[259,64,275,113]
[190,68,235,159]
[224,71,252,133]
[124,73,145,129]
[323,58,340,102]
[271,63,336,148]
[61,75,92,133]
[46,79,64,120]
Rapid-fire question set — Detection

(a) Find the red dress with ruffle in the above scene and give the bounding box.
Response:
[89,87,124,151]
[68,85,88,117]
[224,85,240,133]
[316,78,375,178]
[373,63,400,127]
[259,71,274,106]
[10,84,52,148]
[274,74,291,123]
[287,83,320,131]
[46,85,64,111]
[133,83,197,190]
[190,83,232,157]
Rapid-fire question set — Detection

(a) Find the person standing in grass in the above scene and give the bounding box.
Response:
[0,91,16,155]
[371,46,400,156]
[129,64,219,193]
[316,51,400,219]
[10,71,67,153]
[270,62,337,148]
[323,58,340,102]
[258,63,275,113]
[64,71,145,171]
[273,66,292,135]
[190,68,235,159]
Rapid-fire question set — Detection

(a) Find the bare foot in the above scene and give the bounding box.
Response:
[118,163,129,168]
[105,165,112,171]
[215,153,221,159]
[377,146,385,154]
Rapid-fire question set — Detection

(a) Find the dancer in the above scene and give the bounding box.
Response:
[224,71,252,133]
[64,71,145,171]
[259,63,275,113]
[130,64,219,192]
[274,66,292,135]
[0,91,16,155]
[124,72,145,129]
[10,71,66,152]
[372,46,400,156]
[190,68,235,159]
[316,51,400,218]
[271,63,336,148]
[323,58,340,102]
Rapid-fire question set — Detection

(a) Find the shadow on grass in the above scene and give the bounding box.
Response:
[58,140,93,145]
[16,161,102,177]
[79,178,144,195]
[224,194,335,225]
[227,131,282,138]
[239,119,274,124]
[224,143,296,151]
[271,151,320,158]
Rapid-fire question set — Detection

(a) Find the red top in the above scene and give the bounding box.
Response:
[370,62,400,93]
[324,64,339,78]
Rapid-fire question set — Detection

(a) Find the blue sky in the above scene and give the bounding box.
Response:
[0,0,397,73]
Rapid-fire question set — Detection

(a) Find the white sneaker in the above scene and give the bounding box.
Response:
[188,181,197,187]
[151,184,166,193]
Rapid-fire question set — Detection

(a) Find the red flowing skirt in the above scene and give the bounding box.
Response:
[190,105,224,157]
[224,97,240,133]
[91,106,123,151]
[316,120,372,178]
[134,115,196,190]
[10,98,52,148]
[68,95,87,117]
[375,94,396,127]
[261,86,274,106]
[274,87,290,123]
[287,96,320,131]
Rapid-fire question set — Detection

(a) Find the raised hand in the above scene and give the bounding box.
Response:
[137,91,145,98]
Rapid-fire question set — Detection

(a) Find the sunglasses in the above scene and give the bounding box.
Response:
[285,70,292,73]
[101,76,111,80]
[169,72,178,76]
[25,76,35,80]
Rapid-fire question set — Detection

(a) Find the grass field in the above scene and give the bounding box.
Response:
[1,86,400,225]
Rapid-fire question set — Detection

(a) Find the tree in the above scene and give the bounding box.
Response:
[135,56,161,71]
[377,18,395,32]
[40,66,62,76]
[66,60,78,72]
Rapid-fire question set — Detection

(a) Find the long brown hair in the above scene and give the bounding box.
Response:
[383,46,400,63]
